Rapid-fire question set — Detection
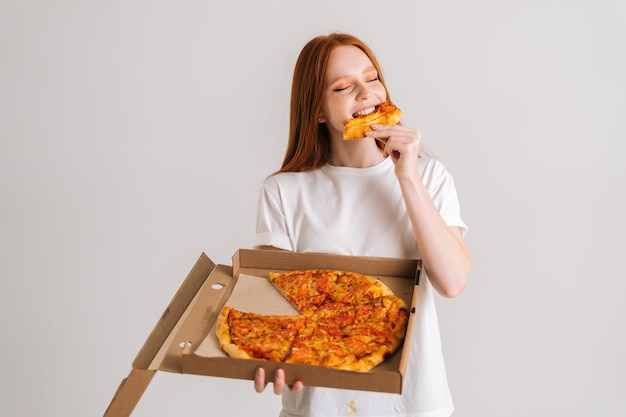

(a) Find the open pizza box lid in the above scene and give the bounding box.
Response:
[104,249,420,416]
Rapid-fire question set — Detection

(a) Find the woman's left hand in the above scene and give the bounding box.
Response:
[254,367,303,395]
[366,124,421,172]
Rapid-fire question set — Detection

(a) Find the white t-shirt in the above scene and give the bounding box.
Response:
[255,156,467,417]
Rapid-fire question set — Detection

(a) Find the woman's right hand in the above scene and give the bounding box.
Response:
[254,367,303,394]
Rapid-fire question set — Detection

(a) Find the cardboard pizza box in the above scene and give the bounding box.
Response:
[104,249,420,417]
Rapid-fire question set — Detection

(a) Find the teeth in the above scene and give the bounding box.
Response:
[353,106,376,118]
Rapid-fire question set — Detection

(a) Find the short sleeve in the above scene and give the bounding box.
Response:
[422,158,468,236]
[254,181,294,251]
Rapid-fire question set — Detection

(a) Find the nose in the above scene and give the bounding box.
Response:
[355,83,373,100]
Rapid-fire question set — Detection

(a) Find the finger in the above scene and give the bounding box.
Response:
[273,368,286,395]
[369,123,407,134]
[290,380,304,392]
[365,131,388,153]
[370,123,400,129]
[365,128,387,139]
[254,367,266,393]
[369,125,420,141]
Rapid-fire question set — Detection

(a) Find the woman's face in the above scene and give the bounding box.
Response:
[320,45,387,140]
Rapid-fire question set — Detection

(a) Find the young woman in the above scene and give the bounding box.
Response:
[253,33,471,417]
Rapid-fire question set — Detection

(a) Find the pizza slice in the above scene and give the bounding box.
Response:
[341,296,409,365]
[268,269,338,316]
[286,319,360,369]
[216,306,306,362]
[329,271,396,305]
[343,100,403,140]
[312,295,409,370]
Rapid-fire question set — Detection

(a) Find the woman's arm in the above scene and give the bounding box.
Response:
[397,176,471,297]
[367,125,472,297]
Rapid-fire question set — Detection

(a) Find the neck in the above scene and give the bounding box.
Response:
[328,137,385,168]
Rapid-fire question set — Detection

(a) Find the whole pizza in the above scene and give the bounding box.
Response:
[216,269,409,372]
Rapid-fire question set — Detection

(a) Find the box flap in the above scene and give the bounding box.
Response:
[132,253,231,372]
[233,248,420,279]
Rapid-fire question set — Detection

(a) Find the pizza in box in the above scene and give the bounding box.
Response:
[216,269,409,372]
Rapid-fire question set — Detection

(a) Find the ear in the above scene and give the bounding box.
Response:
[318,114,327,123]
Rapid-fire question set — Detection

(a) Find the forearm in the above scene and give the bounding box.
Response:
[396,170,471,298]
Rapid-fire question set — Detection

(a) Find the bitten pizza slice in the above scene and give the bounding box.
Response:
[343,100,403,140]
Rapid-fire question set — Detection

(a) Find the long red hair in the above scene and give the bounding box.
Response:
[275,33,390,174]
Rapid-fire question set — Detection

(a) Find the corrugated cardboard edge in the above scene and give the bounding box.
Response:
[398,259,422,379]
[233,248,420,278]
[103,368,155,417]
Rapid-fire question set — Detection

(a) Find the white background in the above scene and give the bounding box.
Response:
[1,1,625,416]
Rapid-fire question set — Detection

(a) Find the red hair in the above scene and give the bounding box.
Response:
[275,33,390,174]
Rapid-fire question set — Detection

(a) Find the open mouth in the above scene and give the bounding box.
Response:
[352,104,378,119]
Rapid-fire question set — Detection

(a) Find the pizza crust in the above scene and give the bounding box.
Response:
[216,306,253,360]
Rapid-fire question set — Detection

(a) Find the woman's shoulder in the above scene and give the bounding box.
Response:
[262,169,319,189]
[418,155,448,173]
[417,156,457,187]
